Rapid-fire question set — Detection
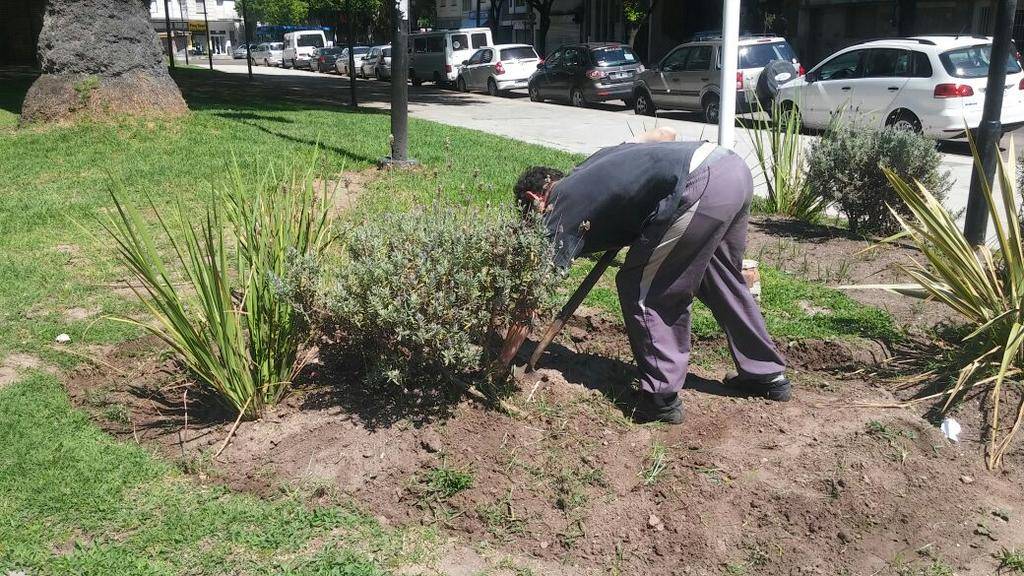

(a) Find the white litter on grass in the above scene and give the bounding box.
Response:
[54,333,71,344]
[941,417,962,442]
[7,570,29,576]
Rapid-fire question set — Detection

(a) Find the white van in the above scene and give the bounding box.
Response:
[409,27,492,85]
[282,30,329,69]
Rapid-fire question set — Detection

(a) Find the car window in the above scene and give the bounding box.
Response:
[257,44,267,51]
[467,49,484,65]
[413,37,427,53]
[563,47,582,67]
[661,46,690,72]
[862,49,903,77]
[382,47,391,57]
[271,43,283,50]
[297,35,324,48]
[546,49,563,67]
[940,44,1022,78]
[816,50,862,81]
[500,46,538,61]
[737,41,797,68]
[481,49,494,64]
[450,34,468,51]
[685,45,712,71]
[591,46,638,66]
[471,33,488,48]
[427,36,444,52]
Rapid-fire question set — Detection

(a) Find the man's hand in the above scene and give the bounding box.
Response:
[632,127,678,143]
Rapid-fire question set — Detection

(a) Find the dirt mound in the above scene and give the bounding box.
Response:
[66,314,1023,575]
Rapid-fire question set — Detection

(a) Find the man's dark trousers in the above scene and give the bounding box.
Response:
[616,150,786,395]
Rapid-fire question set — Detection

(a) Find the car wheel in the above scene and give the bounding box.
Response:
[634,91,656,116]
[703,95,721,124]
[264,58,270,67]
[529,84,542,102]
[571,87,587,108]
[886,110,923,134]
[457,76,468,92]
[487,78,499,97]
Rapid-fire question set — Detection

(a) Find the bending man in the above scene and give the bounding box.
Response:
[514,131,789,424]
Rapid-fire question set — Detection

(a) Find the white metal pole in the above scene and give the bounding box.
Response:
[718,0,741,148]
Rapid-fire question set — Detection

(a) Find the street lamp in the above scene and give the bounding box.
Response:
[963,0,1019,246]
[202,0,213,70]
[383,0,416,167]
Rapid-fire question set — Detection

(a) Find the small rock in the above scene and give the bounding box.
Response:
[993,509,1011,522]
[326,406,343,416]
[648,514,665,531]
[838,531,851,543]
[55,333,71,344]
[540,540,550,549]
[960,475,974,484]
[420,430,443,453]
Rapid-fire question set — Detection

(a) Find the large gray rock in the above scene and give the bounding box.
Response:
[20,0,188,124]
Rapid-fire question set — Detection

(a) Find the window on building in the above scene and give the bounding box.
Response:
[463,0,472,10]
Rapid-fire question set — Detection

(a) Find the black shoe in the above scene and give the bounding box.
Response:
[633,392,685,424]
[724,372,792,402]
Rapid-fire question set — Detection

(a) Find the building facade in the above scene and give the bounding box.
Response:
[149,0,243,58]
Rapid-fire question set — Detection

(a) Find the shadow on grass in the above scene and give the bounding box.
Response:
[0,67,37,118]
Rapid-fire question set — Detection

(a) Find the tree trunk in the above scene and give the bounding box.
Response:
[20,0,188,125]
[537,13,551,56]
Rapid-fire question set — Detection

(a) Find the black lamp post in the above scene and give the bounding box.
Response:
[963,0,1019,246]
[203,0,214,70]
[383,0,415,167]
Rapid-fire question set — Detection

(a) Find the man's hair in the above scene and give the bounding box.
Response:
[513,166,565,216]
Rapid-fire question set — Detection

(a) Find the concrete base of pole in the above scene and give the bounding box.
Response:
[377,156,419,169]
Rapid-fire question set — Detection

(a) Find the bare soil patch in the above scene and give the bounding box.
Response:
[66,310,1023,576]
[0,353,56,389]
[747,217,955,330]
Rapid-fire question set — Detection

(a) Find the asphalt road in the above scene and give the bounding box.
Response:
[206,59,1024,220]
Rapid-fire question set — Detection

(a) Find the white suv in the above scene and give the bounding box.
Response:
[777,35,1024,139]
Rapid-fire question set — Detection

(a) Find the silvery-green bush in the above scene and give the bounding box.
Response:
[806,123,952,236]
[304,201,558,393]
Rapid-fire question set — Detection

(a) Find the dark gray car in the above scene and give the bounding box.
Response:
[528,43,644,107]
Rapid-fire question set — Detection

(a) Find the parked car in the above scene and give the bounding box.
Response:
[374,47,393,79]
[282,30,328,69]
[312,47,346,72]
[632,35,801,122]
[457,44,540,95]
[409,27,493,85]
[232,43,257,60]
[528,42,643,107]
[358,45,390,78]
[335,46,370,75]
[777,35,1024,139]
[250,42,284,66]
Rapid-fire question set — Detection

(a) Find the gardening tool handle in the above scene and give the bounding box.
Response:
[528,249,619,371]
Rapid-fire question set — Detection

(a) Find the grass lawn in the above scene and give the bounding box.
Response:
[0,68,898,575]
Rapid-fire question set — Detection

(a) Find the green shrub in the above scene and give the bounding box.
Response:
[882,139,1021,469]
[305,200,558,396]
[806,122,952,235]
[103,161,335,419]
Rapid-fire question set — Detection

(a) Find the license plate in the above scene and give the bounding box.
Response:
[611,71,632,80]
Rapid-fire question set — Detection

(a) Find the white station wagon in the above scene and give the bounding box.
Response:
[777,35,1024,139]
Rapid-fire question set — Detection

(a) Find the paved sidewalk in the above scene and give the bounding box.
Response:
[204,62,1018,219]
